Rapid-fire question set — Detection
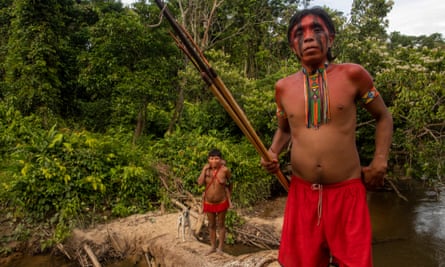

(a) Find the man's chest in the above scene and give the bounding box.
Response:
[280,80,358,125]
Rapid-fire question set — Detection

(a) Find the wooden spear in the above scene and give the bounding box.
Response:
[155,0,289,191]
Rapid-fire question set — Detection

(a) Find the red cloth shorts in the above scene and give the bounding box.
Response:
[278,176,372,267]
[203,199,229,213]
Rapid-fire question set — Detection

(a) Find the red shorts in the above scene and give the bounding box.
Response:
[203,199,229,213]
[278,176,372,267]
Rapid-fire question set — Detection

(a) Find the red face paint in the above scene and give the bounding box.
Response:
[290,15,332,67]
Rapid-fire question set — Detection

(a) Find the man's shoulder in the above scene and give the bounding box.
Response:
[331,63,374,90]
[275,72,303,90]
[331,63,368,76]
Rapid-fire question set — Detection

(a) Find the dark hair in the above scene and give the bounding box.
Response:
[287,6,336,61]
[208,148,222,158]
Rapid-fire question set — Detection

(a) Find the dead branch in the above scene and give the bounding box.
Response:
[144,253,152,267]
[83,244,101,267]
[356,119,375,128]
[56,243,71,260]
[106,226,124,257]
[387,179,409,202]
[234,227,279,249]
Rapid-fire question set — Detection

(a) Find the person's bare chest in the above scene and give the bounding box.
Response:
[204,168,225,186]
[280,70,358,127]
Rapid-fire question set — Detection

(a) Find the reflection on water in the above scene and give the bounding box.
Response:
[370,186,445,267]
[415,199,445,239]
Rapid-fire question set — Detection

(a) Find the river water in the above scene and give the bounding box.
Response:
[3,185,444,267]
[370,186,445,267]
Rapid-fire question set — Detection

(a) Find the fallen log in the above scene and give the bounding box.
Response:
[144,233,280,267]
[62,212,281,267]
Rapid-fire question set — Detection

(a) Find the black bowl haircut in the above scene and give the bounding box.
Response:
[287,7,336,62]
[208,149,222,158]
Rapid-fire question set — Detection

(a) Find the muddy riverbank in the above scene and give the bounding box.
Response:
[0,196,285,267]
[2,181,445,267]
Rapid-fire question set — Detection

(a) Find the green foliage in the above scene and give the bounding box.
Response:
[0,0,444,253]
[11,126,161,219]
[149,130,275,207]
[4,0,76,120]
[389,32,445,49]
[377,45,445,183]
[179,49,262,136]
[244,61,301,141]
[350,0,392,40]
[77,4,180,133]
[180,99,235,134]
[335,0,392,74]
[224,209,245,244]
[0,103,161,245]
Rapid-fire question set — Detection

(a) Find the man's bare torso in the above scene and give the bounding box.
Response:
[277,64,364,184]
[204,166,229,203]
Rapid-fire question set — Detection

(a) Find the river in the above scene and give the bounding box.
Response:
[370,186,445,267]
[2,184,444,267]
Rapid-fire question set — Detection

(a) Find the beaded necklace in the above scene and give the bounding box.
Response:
[302,63,330,128]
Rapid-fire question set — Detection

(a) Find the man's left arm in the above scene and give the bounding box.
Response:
[362,96,393,188]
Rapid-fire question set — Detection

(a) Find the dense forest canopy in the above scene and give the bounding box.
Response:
[0,0,443,250]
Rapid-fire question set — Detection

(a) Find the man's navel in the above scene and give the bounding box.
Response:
[315,163,323,173]
[336,104,345,111]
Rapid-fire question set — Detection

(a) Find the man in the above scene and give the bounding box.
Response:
[261,7,393,267]
[198,149,232,254]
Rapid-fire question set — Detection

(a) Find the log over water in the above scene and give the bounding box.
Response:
[60,212,281,267]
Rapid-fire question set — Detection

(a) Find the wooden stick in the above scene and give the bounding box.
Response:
[175,36,288,190]
[56,243,72,260]
[155,0,289,191]
[83,244,101,267]
[211,75,289,190]
[386,179,408,201]
[144,253,153,267]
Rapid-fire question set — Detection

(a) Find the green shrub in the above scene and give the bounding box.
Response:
[148,129,275,207]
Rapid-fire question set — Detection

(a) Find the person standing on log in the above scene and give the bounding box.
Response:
[198,149,232,254]
[260,7,393,267]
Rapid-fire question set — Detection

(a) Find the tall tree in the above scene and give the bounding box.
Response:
[212,0,304,78]
[0,0,13,89]
[349,0,391,40]
[5,0,75,127]
[150,0,309,132]
[338,0,393,74]
[78,3,180,138]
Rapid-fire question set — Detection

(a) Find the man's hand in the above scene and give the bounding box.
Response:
[261,150,280,174]
[361,157,387,190]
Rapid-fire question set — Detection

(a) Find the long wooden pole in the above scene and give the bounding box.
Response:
[170,34,265,158]
[155,0,289,191]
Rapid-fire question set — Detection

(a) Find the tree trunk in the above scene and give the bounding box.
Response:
[167,84,184,134]
[133,100,147,144]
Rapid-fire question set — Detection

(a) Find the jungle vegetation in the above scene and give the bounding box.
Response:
[0,0,443,252]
